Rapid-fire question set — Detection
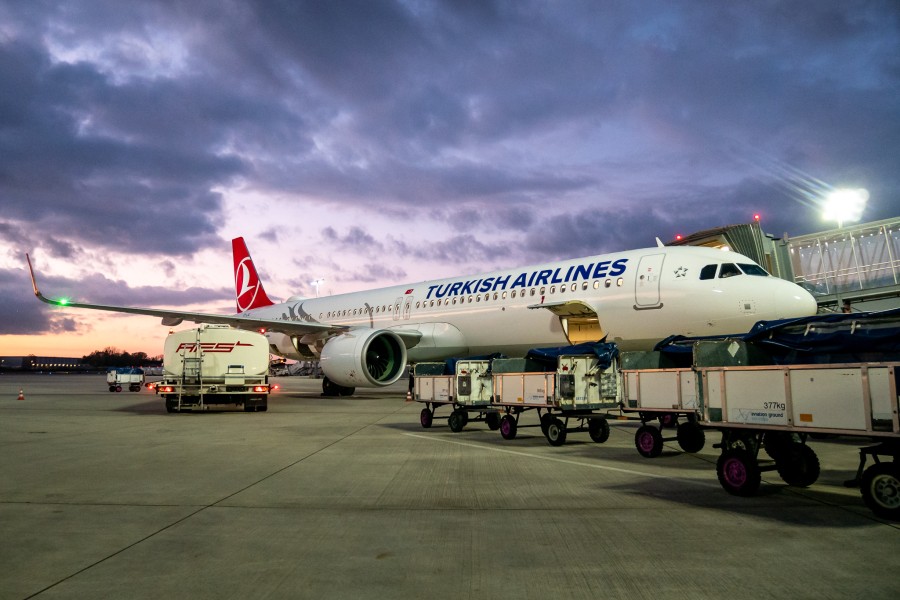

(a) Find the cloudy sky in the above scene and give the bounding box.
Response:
[1,1,898,358]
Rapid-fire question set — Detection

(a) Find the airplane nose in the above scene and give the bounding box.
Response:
[775,282,818,318]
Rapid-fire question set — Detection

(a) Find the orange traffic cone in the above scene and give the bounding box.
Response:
[17,389,25,401]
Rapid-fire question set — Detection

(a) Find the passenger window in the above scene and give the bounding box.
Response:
[540,287,546,295]
[719,263,741,278]
[605,279,611,288]
[502,291,507,299]
[560,285,565,294]
[530,289,536,296]
[617,278,624,287]
[700,264,717,280]
[550,286,556,294]
[570,283,577,292]
[593,281,600,289]
[582,282,588,291]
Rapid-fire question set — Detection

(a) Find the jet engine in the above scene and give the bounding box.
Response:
[319,329,407,388]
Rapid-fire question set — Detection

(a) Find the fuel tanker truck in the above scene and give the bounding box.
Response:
[156,325,271,412]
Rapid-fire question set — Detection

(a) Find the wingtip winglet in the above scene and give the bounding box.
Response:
[25,253,42,298]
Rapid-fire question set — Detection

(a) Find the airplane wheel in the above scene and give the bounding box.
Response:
[420,407,433,429]
[860,462,900,520]
[589,417,610,443]
[635,425,663,458]
[676,421,706,453]
[545,418,567,446]
[485,412,501,431]
[448,410,465,433]
[717,449,761,497]
[500,415,517,440]
[776,444,820,487]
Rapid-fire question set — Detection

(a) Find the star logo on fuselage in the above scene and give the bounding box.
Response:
[674,266,688,278]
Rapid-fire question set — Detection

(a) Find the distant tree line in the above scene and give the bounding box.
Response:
[81,347,163,369]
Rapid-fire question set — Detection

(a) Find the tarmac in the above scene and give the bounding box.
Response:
[0,373,898,600]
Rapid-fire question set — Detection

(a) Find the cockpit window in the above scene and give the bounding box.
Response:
[699,264,717,280]
[738,263,769,276]
[718,263,741,278]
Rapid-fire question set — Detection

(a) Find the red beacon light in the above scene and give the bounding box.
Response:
[753,213,761,222]
[674,234,683,241]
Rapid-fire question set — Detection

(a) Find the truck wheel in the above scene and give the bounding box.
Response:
[258,399,268,412]
[545,418,567,446]
[448,410,465,433]
[776,444,820,487]
[676,421,706,453]
[420,407,433,429]
[635,425,663,458]
[589,417,610,443]
[860,462,900,520]
[500,415,517,440]
[717,449,761,497]
[165,399,178,413]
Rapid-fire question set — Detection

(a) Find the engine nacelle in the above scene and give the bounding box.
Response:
[319,329,407,388]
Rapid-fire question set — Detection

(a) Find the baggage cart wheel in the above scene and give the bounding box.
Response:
[420,407,433,429]
[588,417,610,443]
[109,386,116,392]
[485,412,501,431]
[500,415,517,440]
[659,412,678,428]
[860,462,900,520]
[762,432,797,460]
[116,385,122,392]
[545,418,567,446]
[540,413,553,435]
[448,410,465,433]
[716,449,761,497]
[635,425,663,458]
[676,421,705,453]
[776,444,820,487]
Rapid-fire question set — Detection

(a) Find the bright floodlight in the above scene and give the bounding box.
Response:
[823,188,868,228]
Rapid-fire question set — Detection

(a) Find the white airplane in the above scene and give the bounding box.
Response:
[27,237,817,396]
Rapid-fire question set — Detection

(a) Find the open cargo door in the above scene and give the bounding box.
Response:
[528,300,605,344]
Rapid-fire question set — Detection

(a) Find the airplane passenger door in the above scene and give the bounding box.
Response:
[392,297,404,321]
[634,253,665,308]
[403,296,413,320]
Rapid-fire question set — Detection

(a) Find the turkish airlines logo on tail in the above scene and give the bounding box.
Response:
[235,257,260,312]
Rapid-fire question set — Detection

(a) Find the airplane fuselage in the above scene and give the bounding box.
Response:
[245,246,817,362]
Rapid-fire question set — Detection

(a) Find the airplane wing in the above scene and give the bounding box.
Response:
[26,254,342,337]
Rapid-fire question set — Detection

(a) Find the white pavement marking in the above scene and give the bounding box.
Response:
[403,432,719,486]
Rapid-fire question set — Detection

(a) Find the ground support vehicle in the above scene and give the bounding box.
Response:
[413,361,501,431]
[106,367,145,392]
[491,343,621,446]
[698,361,900,519]
[155,325,271,413]
[620,363,706,457]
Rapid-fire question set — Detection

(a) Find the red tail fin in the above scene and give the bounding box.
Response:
[232,237,275,313]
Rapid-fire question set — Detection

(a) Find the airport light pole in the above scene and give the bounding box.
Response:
[310,278,325,298]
